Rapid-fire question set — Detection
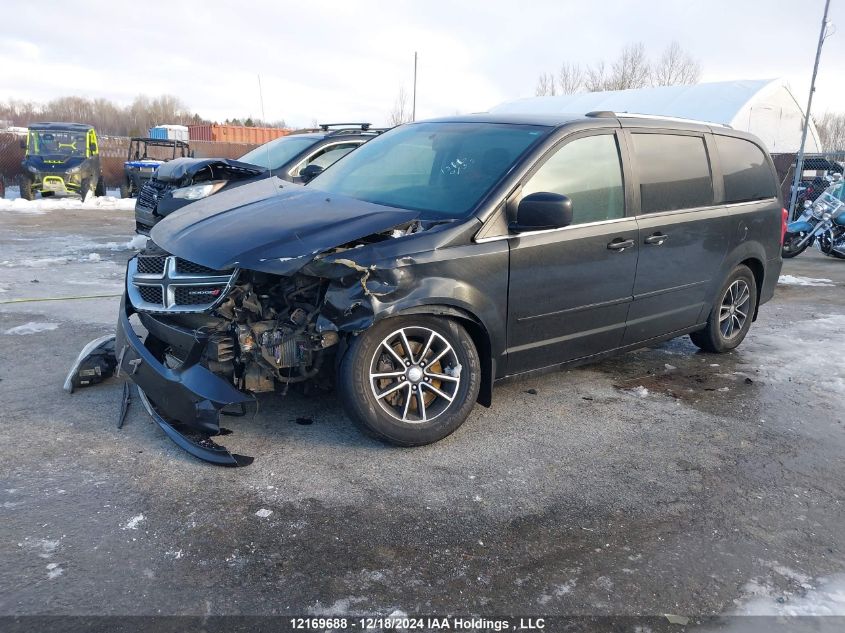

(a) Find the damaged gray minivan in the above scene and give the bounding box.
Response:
[116,113,784,465]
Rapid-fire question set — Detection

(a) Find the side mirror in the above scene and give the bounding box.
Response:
[20,139,26,149]
[510,192,573,232]
[299,163,324,183]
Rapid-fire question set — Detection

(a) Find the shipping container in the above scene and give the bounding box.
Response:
[149,125,189,141]
[187,124,290,144]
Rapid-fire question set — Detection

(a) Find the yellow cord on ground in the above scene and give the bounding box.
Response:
[0,294,122,304]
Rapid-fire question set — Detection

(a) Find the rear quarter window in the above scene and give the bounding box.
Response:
[715,135,778,203]
[631,133,714,213]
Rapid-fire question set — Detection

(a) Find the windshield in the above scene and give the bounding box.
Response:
[238,135,317,169]
[829,181,845,202]
[28,130,88,157]
[307,122,550,219]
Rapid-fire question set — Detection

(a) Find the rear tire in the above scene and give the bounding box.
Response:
[119,182,130,199]
[95,175,106,197]
[690,265,757,353]
[338,315,480,446]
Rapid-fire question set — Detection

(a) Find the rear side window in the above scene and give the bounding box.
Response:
[631,133,713,213]
[522,134,625,225]
[715,135,778,203]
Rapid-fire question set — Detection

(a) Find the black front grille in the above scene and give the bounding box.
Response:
[137,285,163,305]
[175,258,229,276]
[137,179,171,212]
[174,285,225,305]
[136,255,166,275]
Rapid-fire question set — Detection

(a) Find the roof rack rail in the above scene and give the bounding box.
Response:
[585,111,731,128]
[319,122,371,131]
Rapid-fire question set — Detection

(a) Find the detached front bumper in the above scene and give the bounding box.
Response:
[115,294,253,465]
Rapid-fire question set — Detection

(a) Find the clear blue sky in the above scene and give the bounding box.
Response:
[2,0,842,127]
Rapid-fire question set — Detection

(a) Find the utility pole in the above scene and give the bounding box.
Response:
[789,0,832,219]
[412,52,418,122]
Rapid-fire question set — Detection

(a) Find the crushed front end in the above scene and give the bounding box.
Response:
[116,245,341,466]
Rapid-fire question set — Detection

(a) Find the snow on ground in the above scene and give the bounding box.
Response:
[122,514,146,530]
[740,314,845,396]
[732,573,845,616]
[778,275,835,287]
[0,194,135,214]
[4,322,60,335]
[4,185,123,201]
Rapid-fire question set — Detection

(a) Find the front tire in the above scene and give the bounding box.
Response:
[690,265,757,353]
[18,176,34,201]
[338,316,480,446]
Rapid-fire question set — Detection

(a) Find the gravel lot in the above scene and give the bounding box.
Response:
[1,202,844,625]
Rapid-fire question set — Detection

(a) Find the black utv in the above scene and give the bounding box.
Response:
[121,137,191,199]
[19,122,104,200]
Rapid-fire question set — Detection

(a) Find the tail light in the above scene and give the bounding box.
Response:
[781,207,789,244]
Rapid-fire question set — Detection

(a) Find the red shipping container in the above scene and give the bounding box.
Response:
[188,124,289,144]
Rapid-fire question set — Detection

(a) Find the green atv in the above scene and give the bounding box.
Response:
[19,122,105,200]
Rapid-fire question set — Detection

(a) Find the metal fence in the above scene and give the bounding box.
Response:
[773,151,845,219]
[0,132,259,191]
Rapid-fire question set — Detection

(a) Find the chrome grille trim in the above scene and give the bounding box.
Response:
[127,255,238,314]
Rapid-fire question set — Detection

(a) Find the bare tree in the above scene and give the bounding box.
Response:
[0,95,294,136]
[585,61,609,92]
[533,42,702,96]
[653,41,701,86]
[557,63,584,94]
[535,73,557,96]
[606,42,651,91]
[815,111,845,151]
[389,86,412,125]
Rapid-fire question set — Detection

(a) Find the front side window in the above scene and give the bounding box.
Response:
[715,135,778,203]
[308,122,550,219]
[522,134,625,225]
[631,133,713,213]
[291,142,360,177]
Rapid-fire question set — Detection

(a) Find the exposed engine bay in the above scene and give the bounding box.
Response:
[135,219,425,401]
[186,273,339,394]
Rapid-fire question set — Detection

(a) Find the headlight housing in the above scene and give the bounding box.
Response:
[26,165,38,173]
[67,166,81,174]
[171,181,227,200]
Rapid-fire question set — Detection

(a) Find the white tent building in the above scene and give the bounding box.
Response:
[490,79,819,154]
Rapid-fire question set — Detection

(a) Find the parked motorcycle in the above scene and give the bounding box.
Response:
[782,178,845,259]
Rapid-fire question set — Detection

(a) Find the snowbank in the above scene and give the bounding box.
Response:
[0,195,136,214]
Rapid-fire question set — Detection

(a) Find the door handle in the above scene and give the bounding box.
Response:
[644,232,669,246]
[607,238,635,251]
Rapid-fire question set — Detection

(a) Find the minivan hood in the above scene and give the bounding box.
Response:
[150,179,419,275]
[154,157,265,184]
